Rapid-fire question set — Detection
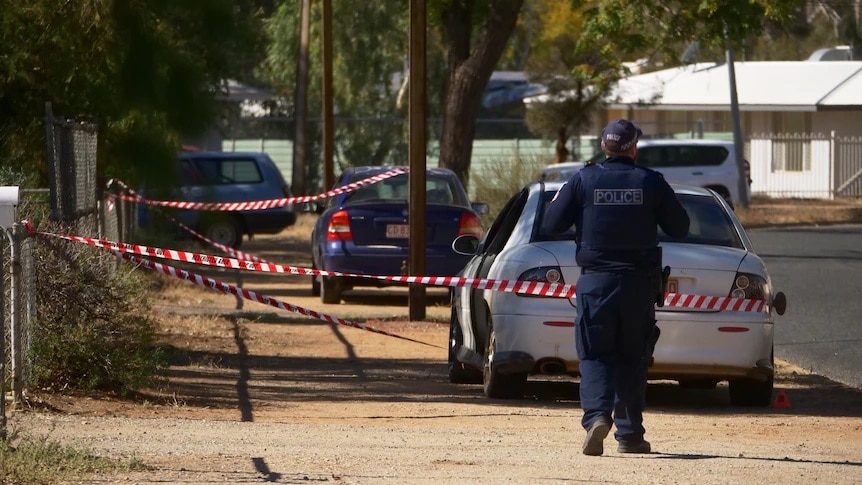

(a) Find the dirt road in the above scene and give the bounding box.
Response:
[10,225,862,484]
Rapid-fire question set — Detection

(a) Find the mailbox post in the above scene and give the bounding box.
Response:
[0,186,17,229]
[0,186,17,437]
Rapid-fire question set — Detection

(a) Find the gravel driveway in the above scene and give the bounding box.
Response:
[9,227,862,484]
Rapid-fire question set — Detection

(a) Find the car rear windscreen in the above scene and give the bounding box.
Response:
[345,172,470,207]
[535,191,742,249]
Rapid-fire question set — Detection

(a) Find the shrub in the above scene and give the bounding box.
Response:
[0,428,147,484]
[29,224,168,395]
[471,154,549,223]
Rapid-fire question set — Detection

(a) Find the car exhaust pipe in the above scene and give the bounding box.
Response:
[538,360,566,375]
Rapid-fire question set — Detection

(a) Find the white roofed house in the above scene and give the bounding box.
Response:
[599,61,862,199]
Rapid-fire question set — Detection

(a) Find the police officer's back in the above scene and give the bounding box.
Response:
[542,119,689,457]
[543,123,689,268]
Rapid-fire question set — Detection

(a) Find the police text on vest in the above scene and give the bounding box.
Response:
[594,189,643,205]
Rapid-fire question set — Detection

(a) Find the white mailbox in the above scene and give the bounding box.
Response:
[0,186,19,229]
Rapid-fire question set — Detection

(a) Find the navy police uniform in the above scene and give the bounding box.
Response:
[542,119,689,455]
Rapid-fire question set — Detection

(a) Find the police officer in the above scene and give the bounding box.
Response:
[542,119,690,456]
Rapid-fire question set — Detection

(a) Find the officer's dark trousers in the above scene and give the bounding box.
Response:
[575,272,656,442]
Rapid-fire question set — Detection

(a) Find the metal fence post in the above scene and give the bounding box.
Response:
[1,227,7,440]
[9,222,23,403]
[829,130,836,199]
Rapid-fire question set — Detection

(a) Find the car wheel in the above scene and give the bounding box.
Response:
[448,307,482,384]
[320,276,342,304]
[728,375,774,406]
[311,262,320,297]
[482,324,527,399]
[678,379,720,389]
[729,347,774,406]
[201,216,243,249]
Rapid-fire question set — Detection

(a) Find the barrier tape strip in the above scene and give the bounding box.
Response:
[111,250,442,348]
[106,167,407,211]
[39,230,577,298]
[35,228,767,312]
[105,179,269,263]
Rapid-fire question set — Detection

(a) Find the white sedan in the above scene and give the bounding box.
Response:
[448,181,787,406]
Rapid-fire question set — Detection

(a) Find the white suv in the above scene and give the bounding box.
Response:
[541,139,751,208]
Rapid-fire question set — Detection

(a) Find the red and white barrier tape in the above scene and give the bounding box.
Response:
[663,292,764,313]
[105,179,269,263]
[112,251,441,348]
[35,229,768,312]
[39,231,577,298]
[106,167,407,211]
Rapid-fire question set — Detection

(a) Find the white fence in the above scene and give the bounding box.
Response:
[749,132,862,199]
[223,132,862,201]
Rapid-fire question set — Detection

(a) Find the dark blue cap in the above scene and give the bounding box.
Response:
[601,119,642,152]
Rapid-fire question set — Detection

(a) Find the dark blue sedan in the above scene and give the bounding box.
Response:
[310,166,487,304]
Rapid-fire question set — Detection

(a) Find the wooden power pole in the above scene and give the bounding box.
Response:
[292,0,311,196]
[408,0,427,320]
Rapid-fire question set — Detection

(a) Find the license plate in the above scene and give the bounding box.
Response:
[385,224,409,238]
[667,278,679,294]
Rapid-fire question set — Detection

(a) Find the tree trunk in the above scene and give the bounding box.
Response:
[438,0,524,190]
[555,126,569,164]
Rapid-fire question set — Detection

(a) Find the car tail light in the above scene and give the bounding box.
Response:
[326,210,352,241]
[457,212,482,238]
[728,272,767,301]
[282,184,292,198]
[517,266,564,298]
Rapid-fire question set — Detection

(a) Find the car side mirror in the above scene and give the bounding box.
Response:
[452,234,480,255]
[773,291,787,316]
[471,202,489,216]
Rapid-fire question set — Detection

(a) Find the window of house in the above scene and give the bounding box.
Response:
[771,113,812,172]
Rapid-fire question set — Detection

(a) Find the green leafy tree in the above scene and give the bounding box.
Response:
[435,0,526,188]
[810,0,862,59]
[260,1,527,191]
[575,0,801,64]
[260,0,454,192]
[522,0,613,163]
[518,0,803,165]
[0,0,266,187]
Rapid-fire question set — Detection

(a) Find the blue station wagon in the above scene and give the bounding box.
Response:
[139,151,297,249]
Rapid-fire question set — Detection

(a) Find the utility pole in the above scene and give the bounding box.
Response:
[408,0,427,320]
[321,0,335,191]
[292,0,311,196]
[726,28,750,209]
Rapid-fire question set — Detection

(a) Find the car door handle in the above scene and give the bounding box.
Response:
[692,171,703,176]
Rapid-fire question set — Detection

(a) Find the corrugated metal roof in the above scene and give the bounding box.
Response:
[606,61,862,111]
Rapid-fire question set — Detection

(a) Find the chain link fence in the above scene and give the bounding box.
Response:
[2,106,112,437]
[1,196,40,439]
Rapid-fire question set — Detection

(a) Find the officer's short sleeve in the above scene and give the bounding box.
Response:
[655,177,690,239]
[542,175,581,234]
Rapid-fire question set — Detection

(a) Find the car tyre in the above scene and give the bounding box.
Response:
[448,307,482,384]
[201,216,243,249]
[728,375,774,406]
[729,347,774,406]
[311,262,321,296]
[483,325,527,399]
[320,276,342,304]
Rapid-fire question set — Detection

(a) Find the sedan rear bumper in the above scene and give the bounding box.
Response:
[489,309,775,381]
[321,248,470,278]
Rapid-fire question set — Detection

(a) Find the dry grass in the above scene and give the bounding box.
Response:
[736,196,862,228]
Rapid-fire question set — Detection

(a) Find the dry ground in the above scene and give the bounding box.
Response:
[8,198,862,484]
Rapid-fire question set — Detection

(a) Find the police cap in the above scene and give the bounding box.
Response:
[601,119,642,152]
